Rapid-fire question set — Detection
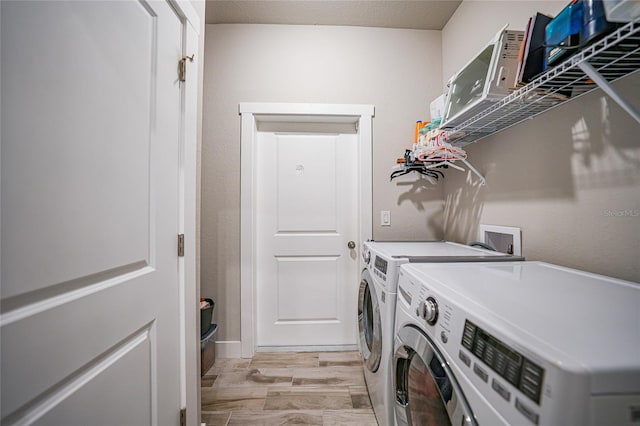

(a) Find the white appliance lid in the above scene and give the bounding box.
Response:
[364,240,509,258]
[401,261,640,393]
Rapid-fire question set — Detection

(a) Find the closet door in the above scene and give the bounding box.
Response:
[1,1,185,424]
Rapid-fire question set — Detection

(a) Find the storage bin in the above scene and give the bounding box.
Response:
[200,298,214,338]
[200,323,218,376]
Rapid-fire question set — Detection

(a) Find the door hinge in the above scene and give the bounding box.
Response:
[180,407,186,426]
[178,234,185,257]
[178,54,195,82]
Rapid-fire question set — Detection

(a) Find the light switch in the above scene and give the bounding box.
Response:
[381,210,391,226]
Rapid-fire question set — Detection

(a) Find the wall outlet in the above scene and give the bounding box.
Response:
[381,210,391,226]
[478,224,521,255]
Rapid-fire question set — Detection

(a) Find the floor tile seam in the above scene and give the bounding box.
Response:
[227,409,326,414]
[225,411,328,425]
[290,366,366,372]
[201,385,271,398]
[202,398,266,412]
[291,382,367,388]
[210,374,295,388]
[224,410,231,426]
[248,364,320,369]
[202,400,268,414]
[265,385,352,393]
[210,383,293,389]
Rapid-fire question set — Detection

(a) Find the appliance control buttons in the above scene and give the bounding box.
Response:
[459,350,471,367]
[462,322,475,350]
[491,379,511,402]
[515,398,540,425]
[372,269,387,281]
[474,339,486,359]
[440,331,448,344]
[473,363,489,382]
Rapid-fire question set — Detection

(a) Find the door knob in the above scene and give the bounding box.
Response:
[348,241,356,249]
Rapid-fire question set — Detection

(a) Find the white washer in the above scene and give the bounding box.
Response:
[357,241,521,426]
[393,261,640,426]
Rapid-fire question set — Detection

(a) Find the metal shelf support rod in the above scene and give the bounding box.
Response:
[577,62,640,125]
[460,158,486,186]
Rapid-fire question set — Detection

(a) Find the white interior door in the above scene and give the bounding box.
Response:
[255,132,359,348]
[1,1,187,424]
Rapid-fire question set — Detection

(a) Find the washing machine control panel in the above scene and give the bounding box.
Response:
[374,256,388,275]
[369,256,389,282]
[461,319,545,405]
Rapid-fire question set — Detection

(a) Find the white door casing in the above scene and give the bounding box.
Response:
[256,132,358,347]
[0,1,199,425]
[240,103,374,357]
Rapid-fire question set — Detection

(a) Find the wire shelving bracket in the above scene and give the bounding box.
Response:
[446,19,640,146]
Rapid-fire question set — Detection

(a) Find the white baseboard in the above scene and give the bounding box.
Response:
[215,340,243,358]
[256,344,358,353]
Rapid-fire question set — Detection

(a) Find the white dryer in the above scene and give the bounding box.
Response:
[357,241,521,426]
[393,261,640,426]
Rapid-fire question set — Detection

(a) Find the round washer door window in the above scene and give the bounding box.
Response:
[394,326,476,426]
[358,269,382,372]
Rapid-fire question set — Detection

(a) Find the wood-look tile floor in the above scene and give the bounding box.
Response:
[201,351,379,426]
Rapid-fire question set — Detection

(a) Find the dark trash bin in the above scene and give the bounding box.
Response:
[201,323,218,376]
[200,298,217,376]
[200,298,215,338]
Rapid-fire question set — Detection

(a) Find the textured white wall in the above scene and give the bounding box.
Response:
[441,1,640,282]
[201,24,444,341]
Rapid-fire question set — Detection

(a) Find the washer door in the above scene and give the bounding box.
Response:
[358,269,382,372]
[394,325,477,426]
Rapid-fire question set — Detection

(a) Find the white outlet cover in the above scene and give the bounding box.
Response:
[478,224,521,256]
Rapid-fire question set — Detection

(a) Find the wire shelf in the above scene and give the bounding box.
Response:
[447,20,640,146]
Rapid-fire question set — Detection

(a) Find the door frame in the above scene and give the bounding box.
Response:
[239,103,374,358]
[170,0,200,424]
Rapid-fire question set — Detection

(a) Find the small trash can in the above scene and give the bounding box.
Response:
[200,298,217,376]
[200,298,214,336]
[200,323,218,376]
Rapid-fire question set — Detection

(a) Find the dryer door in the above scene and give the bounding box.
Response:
[358,269,382,372]
[394,325,477,426]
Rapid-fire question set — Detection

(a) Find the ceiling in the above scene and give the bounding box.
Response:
[204,0,463,30]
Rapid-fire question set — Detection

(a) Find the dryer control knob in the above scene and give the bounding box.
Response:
[362,249,371,264]
[423,296,439,326]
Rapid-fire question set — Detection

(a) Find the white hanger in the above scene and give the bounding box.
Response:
[414,138,486,185]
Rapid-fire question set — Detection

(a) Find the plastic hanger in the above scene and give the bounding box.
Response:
[390,150,445,181]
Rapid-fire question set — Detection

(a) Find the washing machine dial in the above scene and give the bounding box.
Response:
[362,248,371,265]
[422,296,439,325]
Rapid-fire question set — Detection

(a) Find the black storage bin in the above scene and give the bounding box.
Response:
[200,298,214,338]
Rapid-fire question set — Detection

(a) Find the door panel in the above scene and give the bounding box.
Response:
[1,0,154,298]
[31,330,153,426]
[276,256,339,321]
[276,136,337,231]
[1,1,184,424]
[256,132,358,347]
